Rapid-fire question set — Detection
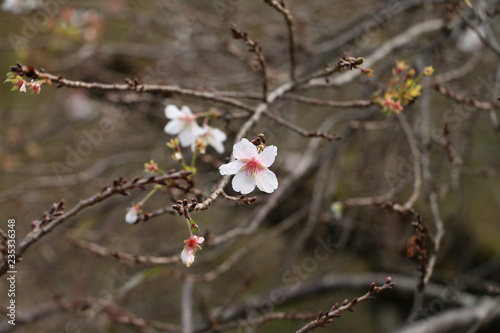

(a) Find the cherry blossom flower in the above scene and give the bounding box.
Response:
[193,125,227,154]
[181,235,204,267]
[219,138,278,194]
[164,105,204,147]
[125,205,139,224]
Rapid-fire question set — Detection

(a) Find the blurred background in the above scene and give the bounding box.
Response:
[0,0,499,332]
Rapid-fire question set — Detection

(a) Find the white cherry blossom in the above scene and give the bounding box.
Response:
[193,125,227,153]
[164,105,204,147]
[219,138,278,194]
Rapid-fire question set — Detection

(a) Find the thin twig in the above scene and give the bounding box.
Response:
[264,111,341,141]
[0,151,151,204]
[264,0,297,80]
[309,19,445,87]
[457,9,500,58]
[421,156,445,289]
[433,83,500,110]
[104,302,183,332]
[294,277,395,333]
[397,113,422,211]
[68,237,180,265]
[231,25,269,101]
[196,208,306,282]
[283,94,373,108]
[9,64,255,112]
[0,171,190,276]
[213,311,316,332]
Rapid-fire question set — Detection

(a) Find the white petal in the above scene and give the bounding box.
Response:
[233,139,258,160]
[195,236,205,244]
[258,145,277,167]
[181,248,195,267]
[255,169,278,193]
[181,105,193,116]
[219,160,245,175]
[125,209,138,224]
[198,125,210,137]
[210,127,227,142]
[178,129,197,147]
[210,140,225,154]
[165,105,184,119]
[232,172,256,194]
[164,119,184,135]
[202,127,225,153]
[190,122,205,137]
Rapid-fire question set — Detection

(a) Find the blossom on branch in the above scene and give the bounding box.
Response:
[219,138,278,194]
[5,72,48,94]
[164,105,204,147]
[193,125,227,154]
[181,235,204,267]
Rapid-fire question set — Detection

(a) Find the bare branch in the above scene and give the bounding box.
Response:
[433,83,500,110]
[295,277,395,333]
[396,297,500,333]
[0,171,190,276]
[264,0,297,80]
[231,25,269,101]
[283,94,372,108]
[456,9,500,58]
[264,111,341,141]
[397,113,422,211]
[9,64,255,113]
[68,237,180,265]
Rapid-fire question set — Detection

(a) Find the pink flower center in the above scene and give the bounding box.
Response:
[186,238,198,248]
[183,114,195,124]
[244,159,262,177]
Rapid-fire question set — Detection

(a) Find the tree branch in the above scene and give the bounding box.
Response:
[295,277,395,333]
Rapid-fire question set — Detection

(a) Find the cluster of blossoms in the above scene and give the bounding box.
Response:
[125,103,279,268]
[373,60,434,114]
[176,138,279,266]
[164,105,227,154]
[4,72,47,94]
